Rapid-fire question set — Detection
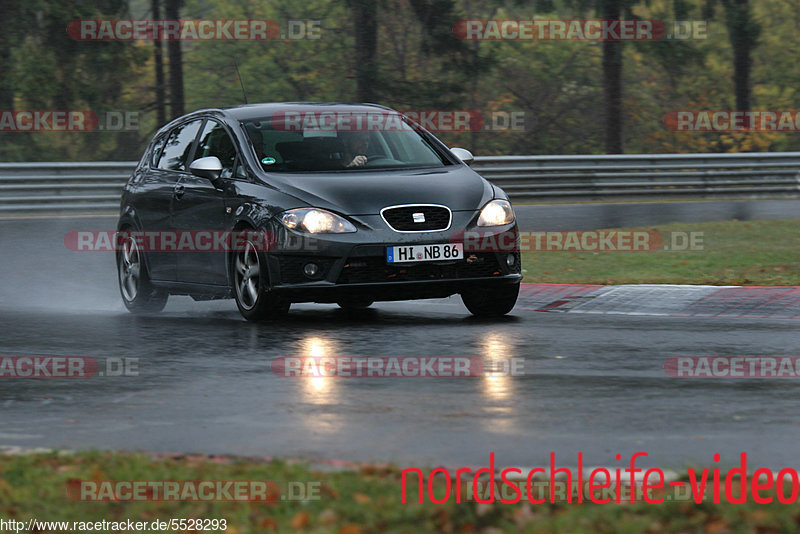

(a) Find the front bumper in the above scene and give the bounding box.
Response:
[272,274,522,304]
[265,220,521,304]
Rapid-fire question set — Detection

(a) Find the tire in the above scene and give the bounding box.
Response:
[337,298,374,311]
[461,282,520,317]
[232,237,290,321]
[117,233,168,314]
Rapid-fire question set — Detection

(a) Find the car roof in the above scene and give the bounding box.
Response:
[221,102,395,121]
[153,102,401,138]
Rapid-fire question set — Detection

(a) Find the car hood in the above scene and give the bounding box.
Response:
[260,165,493,215]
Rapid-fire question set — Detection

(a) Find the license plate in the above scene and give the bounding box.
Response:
[386,243,463,263]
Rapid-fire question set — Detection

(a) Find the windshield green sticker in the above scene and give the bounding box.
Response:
[261,157,277,165]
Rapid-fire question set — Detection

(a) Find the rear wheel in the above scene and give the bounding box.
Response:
[117,234,168,313]
[461,282,519,317]
[233,238,290,321]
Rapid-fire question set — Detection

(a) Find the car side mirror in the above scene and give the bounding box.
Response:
[189,156,223,183]
[450,147,474,166]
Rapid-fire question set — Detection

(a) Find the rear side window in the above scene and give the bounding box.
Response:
[157,120,203,171]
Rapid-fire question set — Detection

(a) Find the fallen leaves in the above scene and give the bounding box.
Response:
[318,508,338,525]
[320,483,340,499]
[258,518,278,530]
[353,492,371,505]
[290,511,310,530]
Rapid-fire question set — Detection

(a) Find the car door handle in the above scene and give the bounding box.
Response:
[173,184,185,199]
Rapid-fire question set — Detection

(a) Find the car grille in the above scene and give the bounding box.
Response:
[336,253,502,284]
[381,205,451,232]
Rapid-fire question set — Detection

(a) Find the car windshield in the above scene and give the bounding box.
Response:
[242,110,452,172]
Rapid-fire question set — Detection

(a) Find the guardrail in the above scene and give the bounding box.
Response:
[471,152,800,202]
[0,162,132,215]
[1,152,799,215]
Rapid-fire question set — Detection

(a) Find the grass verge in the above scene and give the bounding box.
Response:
[2,451,800,533]
[520,219,800,285]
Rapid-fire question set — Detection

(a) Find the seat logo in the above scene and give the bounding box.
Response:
[412,212,426,223]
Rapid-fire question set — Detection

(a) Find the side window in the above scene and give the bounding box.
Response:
[194,120,238,179]
[149,135,167,168]
[157,119,203,171]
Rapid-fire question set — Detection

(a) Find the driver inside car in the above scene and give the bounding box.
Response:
[340,131,371,168]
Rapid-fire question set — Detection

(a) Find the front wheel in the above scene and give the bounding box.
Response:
[232,239,290,321]
[117,235,168,314]
[461,282,519,317]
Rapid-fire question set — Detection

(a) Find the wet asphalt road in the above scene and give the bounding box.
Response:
[1,201,799,471]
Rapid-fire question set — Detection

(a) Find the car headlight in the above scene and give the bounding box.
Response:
[477,199,515,227]
[280,208,357,234]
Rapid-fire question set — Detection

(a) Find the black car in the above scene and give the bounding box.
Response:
[116,103,521,320]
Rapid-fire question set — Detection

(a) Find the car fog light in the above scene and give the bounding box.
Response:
[304,263,320,277]
[506,254,516,267]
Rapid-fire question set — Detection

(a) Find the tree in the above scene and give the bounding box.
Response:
[152,0,167,126]
[165,0,184,118]
[4,0,147,160]
[717,0,760,113]
[350,0,379,102]
[600,0,624,153]
[562,0,640,153]
[0,0,34,111]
